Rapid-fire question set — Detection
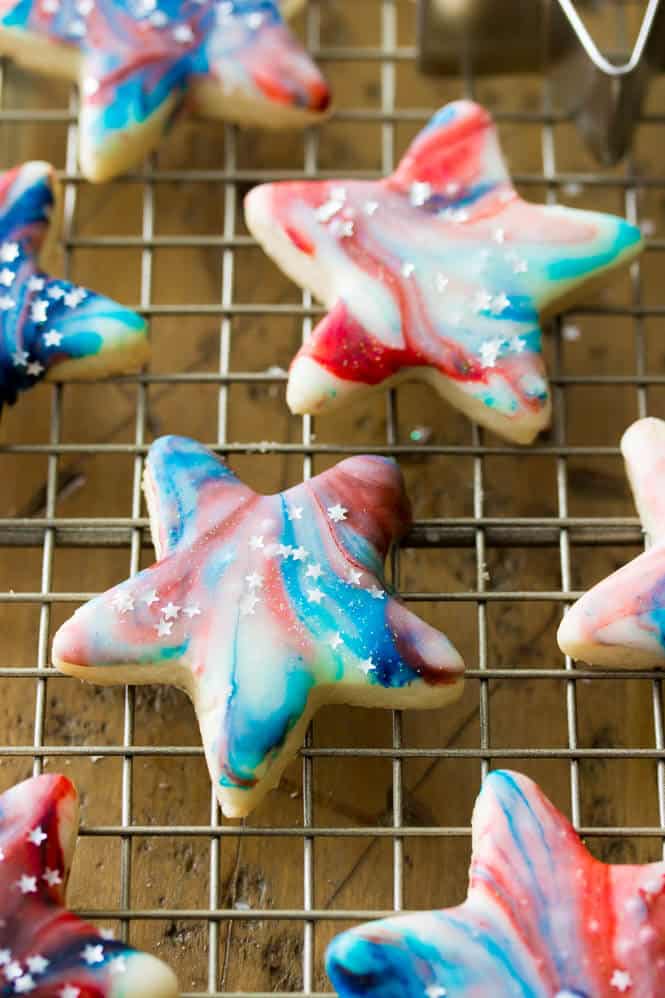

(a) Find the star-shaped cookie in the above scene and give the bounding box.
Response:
[52,435,465,817]
[245,100,643,444]
[558,416,665,668]
[0,772,178,997]
[0,0,330,182]
[0,161,148,413]
[327,769,665,998]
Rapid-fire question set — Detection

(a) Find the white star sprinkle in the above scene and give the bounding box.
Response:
[0,952,10,967]
[445,181,460,196]
[490,292,510,315]
[330,186,347,202]
[155,619,173,637]
[99,929,115,940]
[4,962,21,981]
[359,657,374,674]
[348,568,363,585]
[307,588,324,604]
[17,875,37,894]
[59,987,80,998]
[480,339,503,368]
[369,585,385,600]
[184,603,201,617]
[172,22,194,42]
[0,296,15,311]
[43,0,60,11]
[290,546,308,562]
[610,969,632,992]
[249,535,265,550]
[111,591,134,614]
[149,8,167,25]
[277,543,293,558]
[26,361,45,378]
[245,573,263,590]
[161,601,180,620]
[63,288,86,308]
[316,199,343,223]
[401,261,415,278]
[331,218,355,239]
[512,257,528,274]
[27,276,45,292]
[287,506,303,521]
[11,349,28,367]
[68,17,85,34]
[76,0,93,13]
[27,826,47,846]
[42,867,61,886]
[240,593,260,617]
[47,285,65,300]
[82,944,104,966]
[410,181,432,207]
[364,201,379,216]
[15,974,35,993]
[425,987,447,998]
[82,76,99,97]
[327,504,348,523]
[493,227,506,244]
[25,957,47,977]
[305,563,323,581]
[246,9,264,28]
[142,589,159,606]
[110,956,127,974]
[0,242,19,262]
[43,329,62,347]
[0,269,14,286]
[435,274,449,293]
[511,336,527,354]
[30,300,48,323]
[329,633,343,650]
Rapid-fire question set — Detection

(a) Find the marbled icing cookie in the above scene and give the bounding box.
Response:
[0,772,178,997]
[0,161,147,413]
[327,769,665,998]
[559,416,665,667]
[52,435,465,817]
[245,100,643,443]
[0,0,330,181]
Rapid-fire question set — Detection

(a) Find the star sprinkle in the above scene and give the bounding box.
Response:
[0,774,178,997]
[558,417,665,667]
[245,100,643,444]
[0,1,329,182]
[326,770,665,998]
[52,435,465,818]
[0,161,148,414]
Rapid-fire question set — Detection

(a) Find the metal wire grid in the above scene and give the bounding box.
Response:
[1,0,665,994]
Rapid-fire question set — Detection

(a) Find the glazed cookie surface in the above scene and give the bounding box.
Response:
[327,769,665,998]
[0,0,330,182]
[0,772,178,997]
[558,416,665,667]
[52,435,465,818]
[245,100,643,444]
[0,161,148,413]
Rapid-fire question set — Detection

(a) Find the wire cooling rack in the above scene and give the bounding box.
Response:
[2,0,665,994]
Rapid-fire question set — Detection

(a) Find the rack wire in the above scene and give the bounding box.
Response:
[1,0,665,994]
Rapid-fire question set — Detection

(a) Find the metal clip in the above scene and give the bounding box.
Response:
[418,0,665,164]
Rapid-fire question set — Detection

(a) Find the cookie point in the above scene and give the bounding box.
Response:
[120,952,180,998]
[556,604,585,661]
[51,617,88,672]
